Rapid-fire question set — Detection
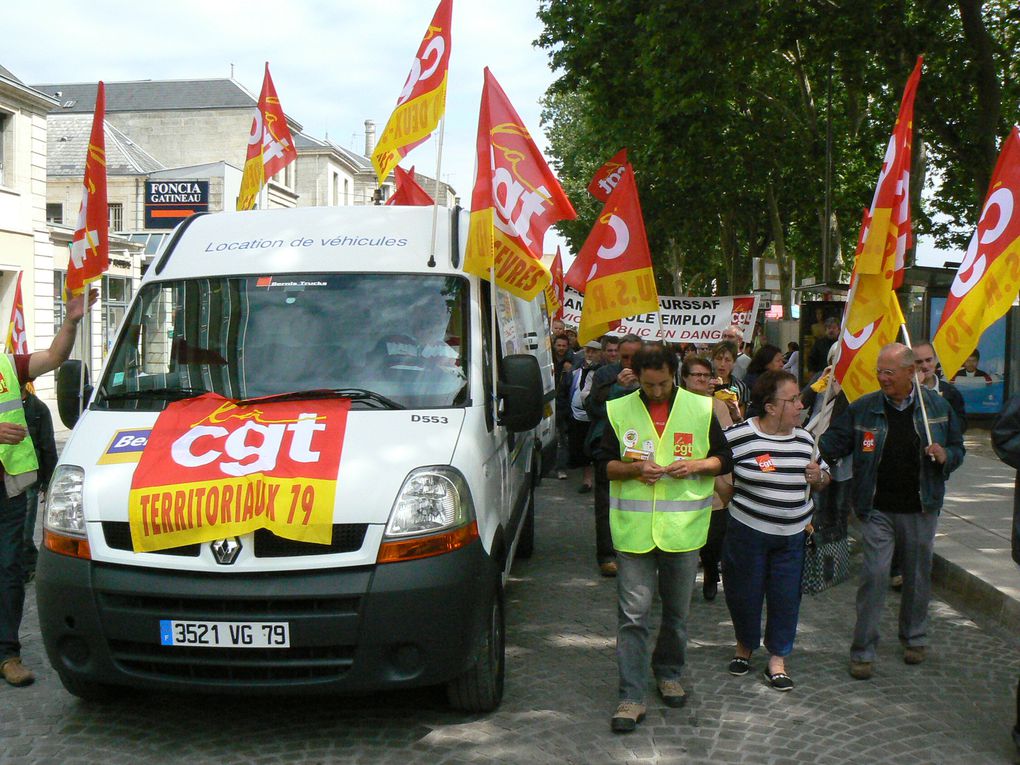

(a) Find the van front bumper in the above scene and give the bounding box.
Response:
[35,539,495,694]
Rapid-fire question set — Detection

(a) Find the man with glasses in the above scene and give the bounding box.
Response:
[819,343,964,681]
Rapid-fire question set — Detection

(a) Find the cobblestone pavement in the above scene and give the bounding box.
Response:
[3,471,1020,765]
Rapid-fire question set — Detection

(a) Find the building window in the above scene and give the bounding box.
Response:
[344,179,350,206]
[331,172,339,206]
[285,162,295,188]
[102,275,131,356]
[0,111,11,187]
[53,271,66,328]
[46,203,63,224]
[109,203,123,231]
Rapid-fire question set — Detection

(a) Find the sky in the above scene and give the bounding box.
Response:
[4,0,573,252]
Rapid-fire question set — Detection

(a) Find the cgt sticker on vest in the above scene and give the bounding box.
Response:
[98,429,152,464]
[755,454,776,472]
[674,432,694,458]
[862,431,876,452]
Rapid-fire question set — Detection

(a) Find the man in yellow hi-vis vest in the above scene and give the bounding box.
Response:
[1,289,97,688]
[597,345,732,733]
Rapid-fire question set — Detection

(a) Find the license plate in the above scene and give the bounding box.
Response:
[159,620,290,648]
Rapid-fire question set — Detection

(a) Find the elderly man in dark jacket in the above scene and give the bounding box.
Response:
[819,343,964,681]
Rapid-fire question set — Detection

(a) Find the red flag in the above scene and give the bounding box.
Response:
[237,63,297,211]
[566,169,658,344]
[543,247,565,320]
[67,81,109,299]
[386,166,435,206]
[372,0,453,183]
[588,148,629,202]
[934,127,1020,378]
[5,271,28,354]
[463,68,577,300]
[849,57,922,331]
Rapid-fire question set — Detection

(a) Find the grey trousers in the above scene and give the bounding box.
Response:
[616,549,699,702]
[851,509,938,662]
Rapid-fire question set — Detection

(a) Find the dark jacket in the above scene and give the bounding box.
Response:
[23,392,57,489]
[818,385,965,516]
[934,378,967,433]
[991,395,1020,565]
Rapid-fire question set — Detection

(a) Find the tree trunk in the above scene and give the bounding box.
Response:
[957,0,1002,206]
[766,180,792,316]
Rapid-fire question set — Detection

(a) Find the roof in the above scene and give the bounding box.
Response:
[293,131,373,172]
[47,114,165,176]
[0,63,58,109]
[32,78,259,114]
[0,64,22,84]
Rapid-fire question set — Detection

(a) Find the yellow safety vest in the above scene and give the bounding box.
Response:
[0,354,39,477]
[607,388,714,553]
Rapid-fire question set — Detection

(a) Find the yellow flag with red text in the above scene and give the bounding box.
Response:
[464,68,577,300]
[5,271,27,354]
[371,0,452,184]
[934,127,1020,379]
[543,248,565,320]
[67,81,109,299]
[565,168,658,345]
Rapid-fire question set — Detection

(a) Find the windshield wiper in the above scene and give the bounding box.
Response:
[100,387,210,402]
[238,388,405,410]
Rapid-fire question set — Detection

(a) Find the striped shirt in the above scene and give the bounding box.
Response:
[724,418,826,536]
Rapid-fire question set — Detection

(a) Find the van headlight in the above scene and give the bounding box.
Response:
[384,467,474,537]
[45,465,86,536]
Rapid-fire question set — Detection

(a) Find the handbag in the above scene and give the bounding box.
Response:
[802,528,852,595]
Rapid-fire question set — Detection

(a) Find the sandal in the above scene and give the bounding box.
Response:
[728,656,751,676]
[763,667,794,691]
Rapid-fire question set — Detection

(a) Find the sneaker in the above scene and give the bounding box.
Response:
[849,660,873,680]
[1,657,35,687]
[599,561,618,577]
[611,701,646,733]
[904,646,926,665]
[557,470,568,480]
[657,678,687,708]
[890,575,903,591]
[703,579,718,601]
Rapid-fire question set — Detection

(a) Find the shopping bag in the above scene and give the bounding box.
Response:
[802,530,851,595]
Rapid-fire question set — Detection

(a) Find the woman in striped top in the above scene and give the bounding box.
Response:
[720,370,830,691]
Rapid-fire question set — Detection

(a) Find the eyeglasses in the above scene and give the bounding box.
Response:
[876,367,911,377]
[771,397,800,404]
[686,372,712,379]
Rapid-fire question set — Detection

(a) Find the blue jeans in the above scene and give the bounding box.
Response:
[721,517,805,658]
[0,490,29,660]
[616,548,699,702]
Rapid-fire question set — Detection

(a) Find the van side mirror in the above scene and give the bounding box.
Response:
[497,354,543,433]
[55,360,92,429]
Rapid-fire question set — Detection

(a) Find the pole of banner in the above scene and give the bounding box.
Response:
[427,116,447,268]
[490,263,500,425]
[898,320,934,453]
[76,293,87,420]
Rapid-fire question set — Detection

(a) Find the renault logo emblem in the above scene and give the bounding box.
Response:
[210,537,242,565]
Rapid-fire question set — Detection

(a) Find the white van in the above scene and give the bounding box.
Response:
[37,205,554,711]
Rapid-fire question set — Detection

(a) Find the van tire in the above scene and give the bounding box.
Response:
[514,481,535,560]
[446,582,505,713]
[58,674,115,702]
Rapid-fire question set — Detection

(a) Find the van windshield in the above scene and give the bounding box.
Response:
[95,273,469,410]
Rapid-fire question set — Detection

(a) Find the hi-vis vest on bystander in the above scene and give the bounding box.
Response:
[0,354,39,492]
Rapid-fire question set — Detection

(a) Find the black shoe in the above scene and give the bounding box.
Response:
[764,667,794,691]
[578,483,592,494]
[703,579,717,601]
[728,656,750,676]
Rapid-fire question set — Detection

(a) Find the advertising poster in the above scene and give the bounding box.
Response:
[930,297,1007,415]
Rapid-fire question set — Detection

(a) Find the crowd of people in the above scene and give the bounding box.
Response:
[549,321,969,734]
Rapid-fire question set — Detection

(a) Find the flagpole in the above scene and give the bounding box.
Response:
[897,320,934,453]
[427,116,446,268]
[77,298,87,419]
[490,265,500,424]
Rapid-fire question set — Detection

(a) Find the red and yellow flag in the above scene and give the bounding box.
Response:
[934,127,1020,379]
[543,247,565,320]
[386,165,435,206]
[371,0,452,184]
[588,148,629,202]
[237,63,296,211]
[464,68,577,301]
[565,168,658,344]
[128,393,351,552]
[847,56,922,332]
[5,271,27,354]
[67,81,109,299]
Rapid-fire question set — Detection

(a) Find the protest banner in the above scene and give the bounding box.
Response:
[560,288,759,343]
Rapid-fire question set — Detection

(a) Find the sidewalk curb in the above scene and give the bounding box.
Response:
[932,548,1020,634]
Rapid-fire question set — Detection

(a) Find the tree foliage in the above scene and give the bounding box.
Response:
[536,0,1020,304]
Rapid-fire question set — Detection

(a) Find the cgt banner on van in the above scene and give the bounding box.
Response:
[127,394,350,553]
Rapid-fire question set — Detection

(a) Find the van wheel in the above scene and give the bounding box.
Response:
[58,674,115,702]
[514,481,535,560]
[446,583,505,713]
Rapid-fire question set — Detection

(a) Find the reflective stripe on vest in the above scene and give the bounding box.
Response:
[0,354,39,477]
[606,388,714,553]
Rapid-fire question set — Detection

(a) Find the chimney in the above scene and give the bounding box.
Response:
[364,119,376,157]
